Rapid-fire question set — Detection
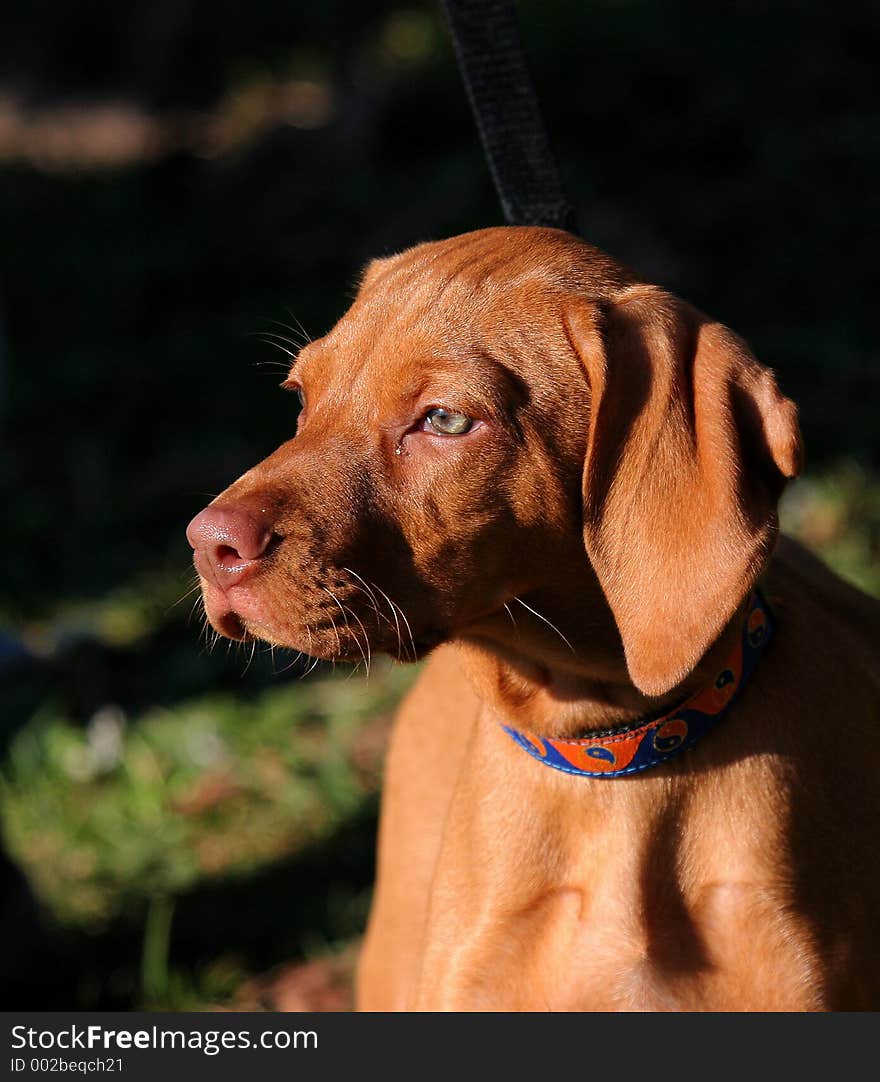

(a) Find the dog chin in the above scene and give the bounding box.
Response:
[200,582,283,644]
[202,584,449,661]
[204,605,278,645]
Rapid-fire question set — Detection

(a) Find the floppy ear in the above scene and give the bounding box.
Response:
[565,287,802,696]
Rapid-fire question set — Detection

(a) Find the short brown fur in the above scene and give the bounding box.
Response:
[190,227,880,1011]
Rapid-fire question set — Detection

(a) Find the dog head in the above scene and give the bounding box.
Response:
[188,227,801,694]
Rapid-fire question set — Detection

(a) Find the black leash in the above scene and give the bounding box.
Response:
[440,0,577,233]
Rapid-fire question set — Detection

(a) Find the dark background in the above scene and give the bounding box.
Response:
[0,0,877,1009]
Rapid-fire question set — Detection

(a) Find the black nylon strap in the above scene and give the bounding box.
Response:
[440,0,577,233]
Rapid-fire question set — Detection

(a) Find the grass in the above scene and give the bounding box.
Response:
[2,666,413,925]
[780,460,880,596]
[0,659,416,1008]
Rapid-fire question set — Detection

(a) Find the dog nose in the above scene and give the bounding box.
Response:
[186,502,273,587]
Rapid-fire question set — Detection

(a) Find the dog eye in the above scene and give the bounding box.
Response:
[280,379,306,410]
[424,408,473,435]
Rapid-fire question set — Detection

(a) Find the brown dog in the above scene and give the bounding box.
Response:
[188,227,880,1011]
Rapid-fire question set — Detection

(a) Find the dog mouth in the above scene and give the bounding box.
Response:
[198,569,527,663]
[199,578,447,662]
[213,610,249,640]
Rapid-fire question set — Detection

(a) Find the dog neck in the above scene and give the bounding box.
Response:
[455,582,759,746]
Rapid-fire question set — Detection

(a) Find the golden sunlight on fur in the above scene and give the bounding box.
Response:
[188,228,880,1011]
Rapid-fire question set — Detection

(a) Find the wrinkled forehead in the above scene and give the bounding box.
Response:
[292,321,521,421]
[290,228,635,403]
[293,305,473,392]
[295,242,560,387]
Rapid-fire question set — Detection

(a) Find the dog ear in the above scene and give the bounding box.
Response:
[565,287,802,696]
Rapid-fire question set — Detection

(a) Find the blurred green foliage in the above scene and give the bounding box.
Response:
[1,663,413,1007]
[2,665,414,926]
[781,461,880,596]
[0,0,877,1008]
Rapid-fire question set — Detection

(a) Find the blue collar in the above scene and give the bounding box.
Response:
[503,590,772,778]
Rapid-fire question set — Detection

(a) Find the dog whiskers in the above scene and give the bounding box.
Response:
[280,309,313,346]
[300,625,322,679]
[251,359,294,376]
[240,637,257,677]
[273,646,304,676]
[267,322,310,350]
[387,593,417,662]
[512,596,576,655]
[253,332,298,358]
[341,599,372,678]
[322,586,372,678]
[361,578,404,661]
[341,567,395,637]
[374,582,417,663]
[188,594,205,626]
[259,329,305,351]
[168,579,205,615]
